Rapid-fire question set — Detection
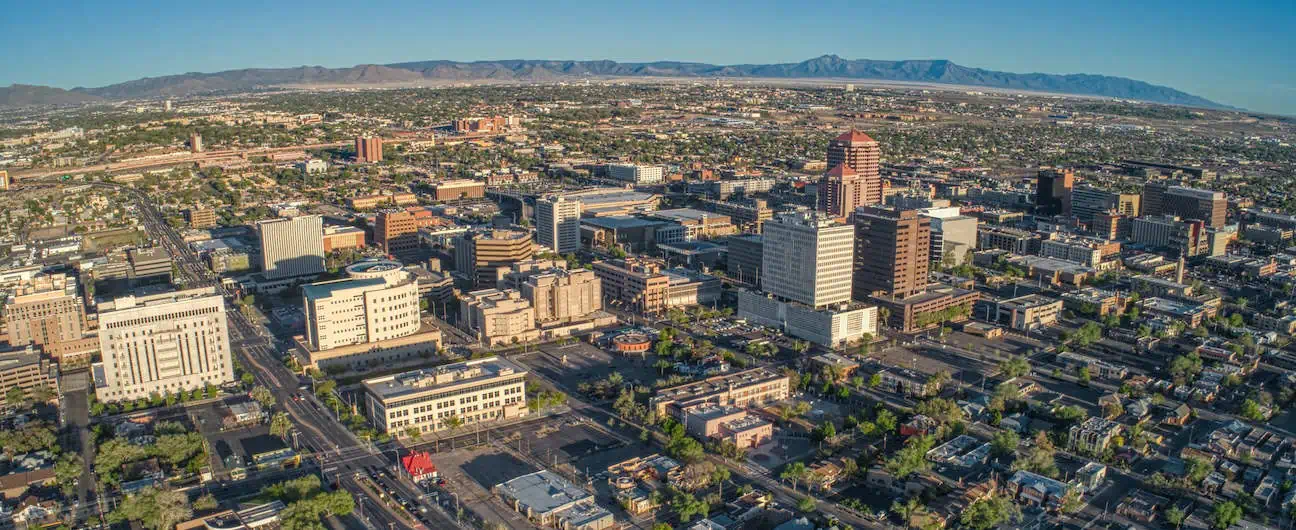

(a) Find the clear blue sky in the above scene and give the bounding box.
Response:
[3,0,1294,115]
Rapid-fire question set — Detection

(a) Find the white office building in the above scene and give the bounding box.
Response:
[94,287,233,402]
[760,211,855,309]
[608,164,665,186]
[302,260,421,351]
[257,215,325,279]
[536,195,582,254]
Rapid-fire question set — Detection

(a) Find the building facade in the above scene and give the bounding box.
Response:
[823,130,882,210]
[853,207,930,300]
[761,211,855,309]
[95,288,233,402]
[1035,168,1074,216]
[453,230,535,287]
[302,260,421,351]
[355,136,383,163]
[608,164,665,186]
[375,210,422,257]
[3,274,89,359]
[363,356,527,434]
[537,195,582,254]
[257,215,325,279]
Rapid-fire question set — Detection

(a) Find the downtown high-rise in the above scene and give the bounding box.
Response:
[760,211,855,309]
[536,195,582,254]
[819,129,882,217]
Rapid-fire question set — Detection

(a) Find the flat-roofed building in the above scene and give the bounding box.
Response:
[651,367,791,418]
[0,347,57,402]
[565,188,659,217]
[184,208,218,229]
[347,192,419,211]
[1061,287,1122,317]
[762,211,855,309]
[3,273,93,363]
[322,225,366,252]
[592,258,670,313]
[453,229,534,287]
[737,291,879,347]
[301,260,421,351]
[648,208,736,239]
[494,470,615,530]
[257,215,325,280]
[431,179,486,202]
[94,287,233,402]
[363,356,528,434]
[726,234,764,286]
[1069,417,1123,455]
[458,289,539,346]
[536,195,582,254]
[700,197,773,232]
[375,210,422,257]
[608,164,664,185]
[996,294,1063,331]
[664,268,722,307]
[870,285,979,333]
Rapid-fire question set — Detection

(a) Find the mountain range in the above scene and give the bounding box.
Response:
[0,55,1227,109]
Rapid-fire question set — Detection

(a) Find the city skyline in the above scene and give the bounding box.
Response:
[3,0,1295,115]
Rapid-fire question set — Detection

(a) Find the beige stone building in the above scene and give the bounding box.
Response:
[454,229,534,287]
[362,356,528,434]
[302,260,421,351]
[651,367,791,418]
[94,288,233,402]
[0,346,57,402]
[458,289,539,346]
[517,267,602,324]
[3,273,96,364]
[592,258,669,313]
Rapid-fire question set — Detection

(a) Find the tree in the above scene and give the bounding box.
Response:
[54,453,83,496]
[960,494,1019,530]
[885,435,935,480]
[1165,506,1187,530]
[781,462,808,492]
[1210,501,1242,530]
[797,496,817,513]
[892,497,928,528]
[5,386,25,406]
[271,412,293,438]
[109,487,193,530]
[990,430,1020,459]
[1077,366,1092,386]
[1013,432,1059,477]
[999,357,1031,378]
[250,385,275,409]
[194,493,219,511]
[1240,399,1266,421]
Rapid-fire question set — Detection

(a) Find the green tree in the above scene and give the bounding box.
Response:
[5,386,25,406]
[1012,432,1059,477]
[271,412,293,438]
[797,496,817,513]
[54,453,83,496]
[960,494,1019,530]
[194,493,219,511]
[109,487,193,530]
[990,430,1020,459]
[892,497,929,528]
[780,462,808,492]
[1210,501,1242,530]
[885,435,935,480]
[999,356,1031,378]
[1165,506,1187,530]
[250,385,275,409]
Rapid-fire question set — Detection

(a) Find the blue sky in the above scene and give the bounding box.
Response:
[3,0,1294,115]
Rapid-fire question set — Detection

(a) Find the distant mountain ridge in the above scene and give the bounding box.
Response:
[1,55,1227,109]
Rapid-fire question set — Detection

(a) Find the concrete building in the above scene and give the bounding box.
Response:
[694,177,776,200]
[565,188,659,217]
[1038,236,1121,270]
[257,215,325,280]
[322,225,366,252]
[514,266,603,325]
[430,179,486,202]
[189,132,203,153]
[0,347,57,402]
[184,208,218,229]
[458,289,539,346]
[363,356,528,434]
[94,288,233,402]
[298,159,328,175]
[726,234,764,286]
[608,164,664,185]
[354,136,383,163]
[977,226,1042,254]
[453,229,534,287]
[3,274,93,363]
[375,210,423,257]
[592,258,670,313]
[700,198,773,232]
[820,130,882,214]
[301,260,421,351]
[853,207,930,300]
[128,247,173,286]
[580,216,683,253]
[736,291,878,347]
[536,195,582,254]
[493,470,615,530]
[996,295,1063,331]
[681,405,774,448]
[1163,186,1227,228]
[1035,168,1074,216]
[1131,215,1209,257]
[347,192,419,211]
[761,211,855,309]
[871,286,979,333]
[664,268,722,307]
[651,367,791,418]
[922,208,977,267]
[1061,288,1122,317]
[1070,186,1140,223]
[647,209,736,239]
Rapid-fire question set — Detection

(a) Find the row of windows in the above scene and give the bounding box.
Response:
[105,307,221,330]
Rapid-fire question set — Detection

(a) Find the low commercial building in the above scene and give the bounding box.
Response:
[647,208,736,239]
[430,179,486,202]
[294,321,442,372]
[0,347,57,402]
[681,405,774,448]
[184,208,218,229]
[1056,352,1128,380]
[700,198,774,232]
[871,286,979,333]
[347,192,419,211]
[494,470,615,530]
[663,268,722,307]
[651,367,791,419]
[362,356,528,435]
[1069,417,1123,455]
[736,290,878,347]
[1137,297,1218,328]
[581,216,684,253]
[996,294,1063,331]
[565,188,659,217]
[322,225,366,252]
[1061,288,1122,317]
[593,258,670,313]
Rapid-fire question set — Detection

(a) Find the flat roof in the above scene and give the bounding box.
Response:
[651,208,725,222]
[301,277,386,301]
[495,470,591,515]
[580,216,668,230]
[364,356,526,400]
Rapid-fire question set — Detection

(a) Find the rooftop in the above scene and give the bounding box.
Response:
[364,356,526,400]
[495,470,592,515]
[300,277,387,301]
[580,215,670,230]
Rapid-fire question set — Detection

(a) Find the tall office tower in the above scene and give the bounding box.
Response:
[825,130,882,206]
[818,164,865,219]
[375,210,421,257]
[257,215,325,279]
[853,207,931,300]
[302,260,421,351]
[1070,186,1142,224]
[536,195,582,254]
[1035,168,1074,216]
[760,211,855,309]
[355,136,384,163]
[95,288,233,402]
[1163,186,1227,228]
[1141,181,1169,217]
[189,133,203,153]
[453,230,535,287]
[3,274,90,362]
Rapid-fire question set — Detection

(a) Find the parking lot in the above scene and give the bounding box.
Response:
[530,340,664,392]
[429,446,539,530]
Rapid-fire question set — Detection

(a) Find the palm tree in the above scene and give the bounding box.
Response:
[891,497,928,529]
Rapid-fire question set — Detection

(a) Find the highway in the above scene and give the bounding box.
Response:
[110,182,450,530]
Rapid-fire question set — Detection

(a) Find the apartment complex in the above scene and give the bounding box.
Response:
[2,273,95,363]
[453,229,534,287]
[536,195,582,254]
[375,210,423,256]
[1069,417,1123,455]
[257,215,325,280]
[852,207,930,300]
[354,136,383,163]
[302,260,421,351]
[650,367,791,418]
[94,288,233,402]
[430,179,486,201]
[761,211,855,309]
[607,164,665,186]
[362,356,528,434]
